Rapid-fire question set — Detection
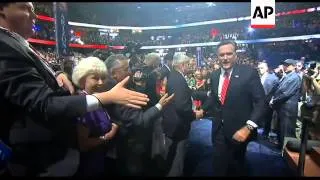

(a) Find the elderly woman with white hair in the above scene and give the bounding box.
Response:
[72,57,118,177]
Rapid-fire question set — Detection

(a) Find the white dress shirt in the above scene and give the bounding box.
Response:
[260,72,268,86]
[218,68,258,128]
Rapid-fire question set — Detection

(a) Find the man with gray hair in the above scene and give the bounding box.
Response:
[144,53,161,70]
[257,61,279,139]
[161,53,203,176]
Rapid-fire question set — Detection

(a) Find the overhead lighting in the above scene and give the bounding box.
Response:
[307,8,315,12]
[137,6,141,9]
[206,2,216,7]
[248,26,254,33]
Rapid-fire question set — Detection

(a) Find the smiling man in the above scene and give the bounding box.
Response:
[202,40,266,176]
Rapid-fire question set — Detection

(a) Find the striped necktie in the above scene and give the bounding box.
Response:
[220,71,230,105]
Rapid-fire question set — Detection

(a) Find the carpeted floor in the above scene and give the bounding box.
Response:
[185,119,295,176]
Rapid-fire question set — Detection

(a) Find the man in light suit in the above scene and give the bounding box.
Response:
[269,59,302,150]
[257,62,279,138]
[202,40,265,176]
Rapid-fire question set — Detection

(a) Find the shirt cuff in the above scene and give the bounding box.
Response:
[86,95,101,112]
[155,103,163,111]
[246,120,258,128]
[207,91,211,97]
[54,71,64,78]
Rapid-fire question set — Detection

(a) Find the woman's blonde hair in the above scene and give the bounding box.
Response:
[72,56,107,88]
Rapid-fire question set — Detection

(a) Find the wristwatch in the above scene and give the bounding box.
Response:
[100,135,109,143]
[246,124,255,131]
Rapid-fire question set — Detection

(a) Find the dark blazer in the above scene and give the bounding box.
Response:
[162,70,196,140]
[203,64,265,140]
[106,94,163,171]
[109,104,162,131]
[0,30,86,173]
[192,91,209,102]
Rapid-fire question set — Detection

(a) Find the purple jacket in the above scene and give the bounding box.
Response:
[76,90,112,176]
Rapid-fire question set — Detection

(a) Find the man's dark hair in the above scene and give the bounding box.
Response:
[92,49,111,61]
[0,3,10,10]
[0,3,10,18]
[164,52,174,63]
[216,40,237,52]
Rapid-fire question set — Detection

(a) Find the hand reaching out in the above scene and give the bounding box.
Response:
[94,76,150,109]
[158,93,174,107]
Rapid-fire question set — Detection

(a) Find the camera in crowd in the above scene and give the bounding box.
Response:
[124,42,149,83]
[305,61,319,76]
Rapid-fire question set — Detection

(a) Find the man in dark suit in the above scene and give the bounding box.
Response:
[0,2,149,176]
[202,40,265,176]
[162,54,203,176]
[104,54,174,176]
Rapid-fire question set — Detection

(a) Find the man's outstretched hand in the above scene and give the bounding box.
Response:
[94,76,150,109]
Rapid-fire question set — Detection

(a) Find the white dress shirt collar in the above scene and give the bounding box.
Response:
[220,68,233,77]
[260,72,268,85]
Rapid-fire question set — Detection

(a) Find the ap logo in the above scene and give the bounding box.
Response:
[251,0,276,28]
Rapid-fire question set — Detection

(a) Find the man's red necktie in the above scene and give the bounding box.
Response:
[220,71,230,105]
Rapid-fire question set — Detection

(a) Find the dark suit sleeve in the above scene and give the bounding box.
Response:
[112,104,161,128]
[248,69,266,124]
[168,75,196,121]
[202,74,217,115]
[192,90,209,101]
[0,45,87,125]
[158,65,170,80]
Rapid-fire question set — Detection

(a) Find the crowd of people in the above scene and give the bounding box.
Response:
[30,4,320,47]
[2,2,320,178]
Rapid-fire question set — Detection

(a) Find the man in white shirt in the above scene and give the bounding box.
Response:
[202,40,265,176]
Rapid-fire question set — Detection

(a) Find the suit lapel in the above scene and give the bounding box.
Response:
[0,30,35,65]
[211,69,221,105]
[0,30,58,88]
